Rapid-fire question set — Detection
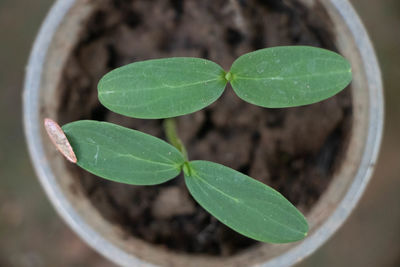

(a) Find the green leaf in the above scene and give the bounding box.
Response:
[184,161,308,243]
[62,120,185,185]
[98,58,227,119]
[229,46,352,108]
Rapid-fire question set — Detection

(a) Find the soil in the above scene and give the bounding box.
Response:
[57,0,353,256]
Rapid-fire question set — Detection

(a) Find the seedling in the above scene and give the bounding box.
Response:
[45,46,352,243]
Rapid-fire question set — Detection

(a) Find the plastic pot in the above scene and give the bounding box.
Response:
[23,0,383,266]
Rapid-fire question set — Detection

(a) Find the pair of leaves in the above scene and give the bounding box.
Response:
[98,46,352,119]
[62,120,308,243]
[62,46,351,243]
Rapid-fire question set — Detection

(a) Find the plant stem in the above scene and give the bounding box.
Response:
[163,118,189,161]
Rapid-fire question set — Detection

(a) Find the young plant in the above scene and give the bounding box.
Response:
[45,46,352,243]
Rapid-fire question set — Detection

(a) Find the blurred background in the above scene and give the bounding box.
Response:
[0,0,399,266]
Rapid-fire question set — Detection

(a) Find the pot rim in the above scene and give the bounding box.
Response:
[23,0,384,266]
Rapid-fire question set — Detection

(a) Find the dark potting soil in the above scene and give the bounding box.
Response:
[58,0,353,256]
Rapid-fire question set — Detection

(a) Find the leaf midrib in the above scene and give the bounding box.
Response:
[232,70,350,82]
[83,141,180,169]
[73,127,183,167]
[99,77,222,96]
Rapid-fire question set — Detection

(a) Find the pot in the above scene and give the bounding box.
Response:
[23,0,383,266]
